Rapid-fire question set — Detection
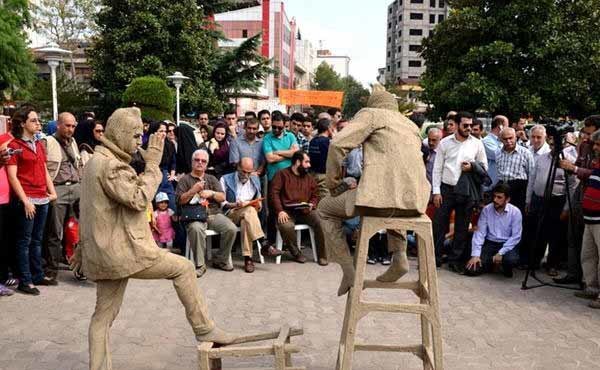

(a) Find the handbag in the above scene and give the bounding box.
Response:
[179,203,208,223]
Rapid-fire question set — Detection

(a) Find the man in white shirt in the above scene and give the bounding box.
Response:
[219,157,281,273]
[528,125,551,163]
[432,111,488,272]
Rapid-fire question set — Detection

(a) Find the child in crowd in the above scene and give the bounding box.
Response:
[152,192,176,248]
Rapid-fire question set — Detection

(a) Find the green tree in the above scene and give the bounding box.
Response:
[312,62,344,91]
[122,76,174,121]
[340,76,369,118]
[89,0,272,119]
[32,0,98,45]
[0,0,37,99]
[29,72,98,119]
[421,0,600,119]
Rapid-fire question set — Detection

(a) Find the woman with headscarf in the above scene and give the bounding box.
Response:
[206,122,233,178]
[143,121,177,210]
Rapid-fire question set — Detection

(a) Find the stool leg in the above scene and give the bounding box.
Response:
[276,231,283,264]
[422,232,443,370]
[336,220,371,370]
[417,233,432,370]
[308,227,318,262]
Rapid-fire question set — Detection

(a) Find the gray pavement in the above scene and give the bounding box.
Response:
[2,252,600,370]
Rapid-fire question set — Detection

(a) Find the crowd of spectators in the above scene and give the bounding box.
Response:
[1,105,599,311]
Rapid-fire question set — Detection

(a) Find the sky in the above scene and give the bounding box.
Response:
[284,0,386,88]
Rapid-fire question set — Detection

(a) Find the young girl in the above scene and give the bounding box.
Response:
[151,192,176,248]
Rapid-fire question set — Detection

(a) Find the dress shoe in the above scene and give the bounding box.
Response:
[212,261,234,272]
[35,278,58,286]
[553,275,581,285]
[318,258,329,266]
[293,253,307,264]
[17,285,40,295]
[244,258,255,273]
[260,244,282,257]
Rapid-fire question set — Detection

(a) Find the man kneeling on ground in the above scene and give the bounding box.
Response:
[466,183,522,277]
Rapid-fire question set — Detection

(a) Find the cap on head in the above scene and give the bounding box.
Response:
[367,84,398,111]
[155,192,169,203]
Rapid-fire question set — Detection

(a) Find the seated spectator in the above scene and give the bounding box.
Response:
[207,123,233,178]
[220,157,282,273]
[152,192,176,248]
[270,151,327,265]
[576,129,600,308]
[308,118,333,199]
[466,183,522,278]
[229,118,265,175]
[6,107,58,295]
[176,149,238,276]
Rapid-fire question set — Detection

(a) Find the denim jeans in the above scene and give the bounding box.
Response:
[14,202,49,286]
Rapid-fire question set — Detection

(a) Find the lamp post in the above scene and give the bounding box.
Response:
[166,72,190,125]
[38,43,71,121]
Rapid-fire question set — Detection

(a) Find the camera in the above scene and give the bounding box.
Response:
[539,118,576,137]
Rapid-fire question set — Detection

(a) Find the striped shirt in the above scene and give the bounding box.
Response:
[583,166,600,224]
[496,145,535,182]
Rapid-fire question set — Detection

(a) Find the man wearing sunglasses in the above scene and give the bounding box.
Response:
[262,110,299,182]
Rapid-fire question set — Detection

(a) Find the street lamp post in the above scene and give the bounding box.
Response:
[38,43,71,121]
[166,72,190,125]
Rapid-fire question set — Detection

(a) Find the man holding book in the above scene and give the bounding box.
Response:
[270,151,327,265]
[220,157,281,273]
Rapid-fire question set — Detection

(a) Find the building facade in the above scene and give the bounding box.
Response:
[385,0,449,85]
[316,49,351,79]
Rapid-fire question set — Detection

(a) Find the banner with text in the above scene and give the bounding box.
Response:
[278,89,344,108]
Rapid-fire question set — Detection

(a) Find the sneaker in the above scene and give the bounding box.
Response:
[380,257,391,266]
[318,258,329,266]
[73,270,87,281]
[212,261,234,272]
[367,257,376,265]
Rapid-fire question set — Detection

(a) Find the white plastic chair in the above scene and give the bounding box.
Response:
[185,228,264,266]
[275,224,318,264]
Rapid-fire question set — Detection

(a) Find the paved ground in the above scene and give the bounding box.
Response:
[2,250,600,370]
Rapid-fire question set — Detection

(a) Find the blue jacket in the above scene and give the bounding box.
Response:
[221,172,262,213]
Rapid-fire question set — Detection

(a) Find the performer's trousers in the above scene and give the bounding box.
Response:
[318,190,407,263]
[227,206,265,257]
[89,253,214,370]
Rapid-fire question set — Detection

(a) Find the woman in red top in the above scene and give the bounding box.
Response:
[6,107,57,295]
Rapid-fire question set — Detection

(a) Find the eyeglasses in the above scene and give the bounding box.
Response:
[94,129,104,133]
[461,124,472,128]
[193,158,208,163]
[272,126,284,131]
[167,128,175,133]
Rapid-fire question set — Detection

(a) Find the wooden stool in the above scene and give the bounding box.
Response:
[198,326,305,370]
[336,215,443,370]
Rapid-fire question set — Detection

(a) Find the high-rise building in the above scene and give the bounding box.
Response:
[385,0,449,85]
[316,49,351,79]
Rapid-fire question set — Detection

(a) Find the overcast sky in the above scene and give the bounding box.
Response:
[284,0,386,88]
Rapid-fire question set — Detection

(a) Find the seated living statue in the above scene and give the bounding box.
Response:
[71,107,237,370]
[318,84,431,296]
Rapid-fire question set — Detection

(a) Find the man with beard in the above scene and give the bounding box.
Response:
[270,151,326,264]
[73,107,237,370]
[466,183,522,277]
[432,111,488,272]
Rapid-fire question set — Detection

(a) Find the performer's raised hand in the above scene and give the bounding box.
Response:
[140,133,165,166]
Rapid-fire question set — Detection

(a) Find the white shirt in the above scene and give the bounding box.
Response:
[529,142,551,164]
[432,134,488,194]
[219,175,258,205]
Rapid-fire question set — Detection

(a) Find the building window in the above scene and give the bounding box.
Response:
[438,14,445,22]
[429,14,435,24]
[389,7,392,14]
[408,75,420,79]
[398,30,402,37]
[242,29,248,38]
[397,61,401,67]
[408,60,422,67]
[410,13,423,20]
[439,0,444,7]
[411,0,424,3]
[430,0,436,6]
[398,15,402,22]
[388,22,392,29]
[387,51,391,58]
[409,44,421,52]
[397,46,402,52]
[409,29,423,36]
[387,66,391,72]
[388,36,392,43]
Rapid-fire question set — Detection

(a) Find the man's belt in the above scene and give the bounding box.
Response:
[55,181,79,186]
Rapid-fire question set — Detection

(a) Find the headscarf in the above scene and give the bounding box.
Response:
[74,118,102,153]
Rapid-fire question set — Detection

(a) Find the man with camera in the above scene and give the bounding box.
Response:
[555,115,600,284]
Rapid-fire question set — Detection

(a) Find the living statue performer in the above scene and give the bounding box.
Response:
[70,107,237,370]
[318,84,431,296]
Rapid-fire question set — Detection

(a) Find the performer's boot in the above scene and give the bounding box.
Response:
[196,327,239,345]
[337,256,355,296]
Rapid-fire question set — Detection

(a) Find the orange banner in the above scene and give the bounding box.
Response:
[278,89,344,108]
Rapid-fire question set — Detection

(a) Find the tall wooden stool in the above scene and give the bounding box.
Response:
[336,215,443,370]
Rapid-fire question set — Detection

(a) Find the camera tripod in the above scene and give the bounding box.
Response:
[521,138,581,291]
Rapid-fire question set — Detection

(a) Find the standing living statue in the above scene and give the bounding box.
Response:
[70,107,237,370]
[318,84,430,296]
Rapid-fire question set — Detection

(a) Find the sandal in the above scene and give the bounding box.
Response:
[0,284,14,296]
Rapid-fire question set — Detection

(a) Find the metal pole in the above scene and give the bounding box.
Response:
[175,84,181,125]
[48,60,59,121]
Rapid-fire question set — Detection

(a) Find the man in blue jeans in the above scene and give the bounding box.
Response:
[466,183,522,277]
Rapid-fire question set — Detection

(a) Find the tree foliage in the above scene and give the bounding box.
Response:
[341,76,369,118]
[89,0,272,119]
[0,0,37,98]
[421,0,600,119]
[312,62,344,91]
[122,76,174,121]
[32,0,98,46]
[28,72,98,118]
